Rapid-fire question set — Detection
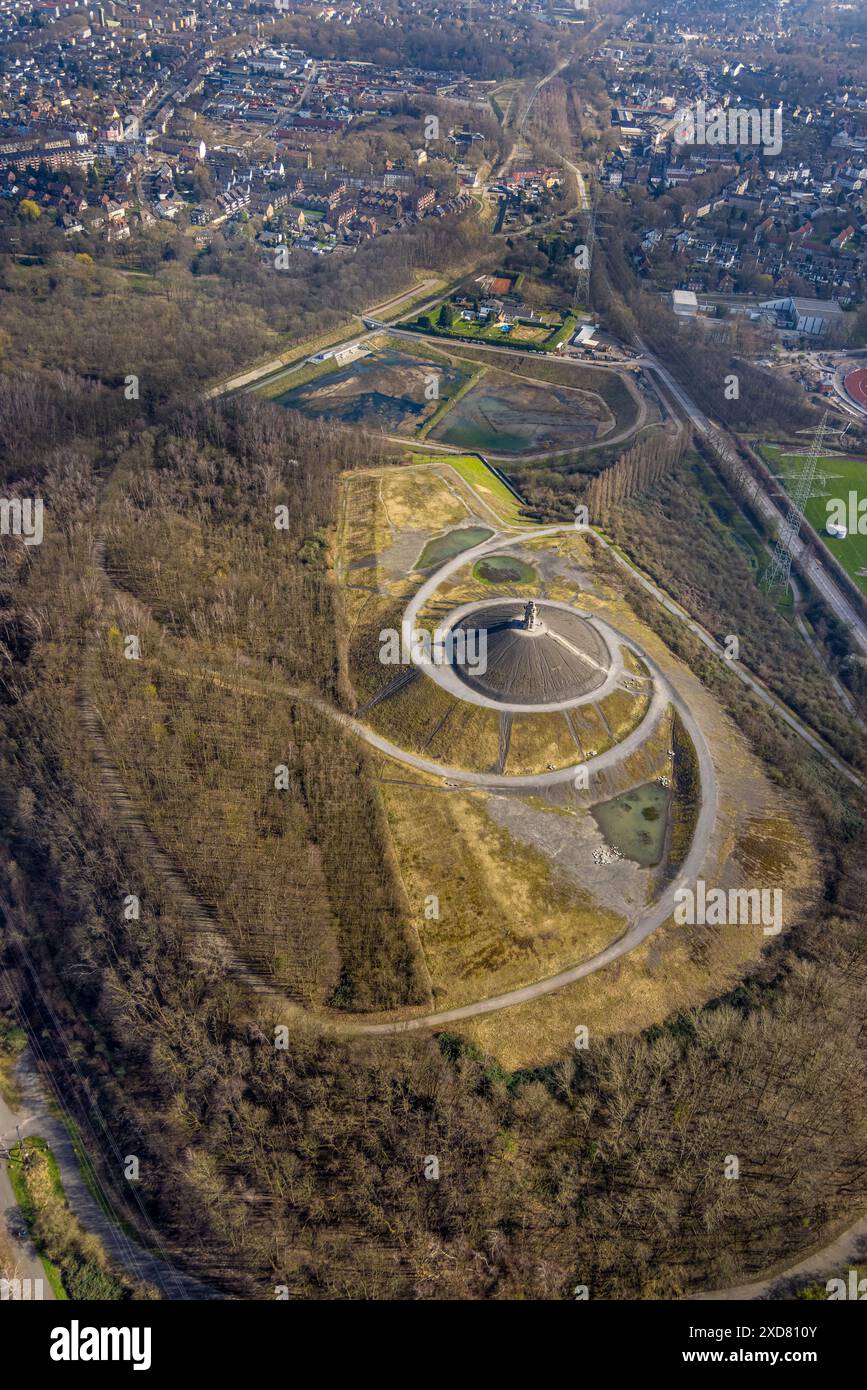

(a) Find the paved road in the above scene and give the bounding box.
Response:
[0,1086,53,1299]
[559,150,591,212]
[423,597,639,710]
[693,1212,867,1301]
[342,453,867,1270]
[95,484,862,1051]
[290,59,318,117]
[389,325,641,377]
[86,472,865,1054]
[1,1050,214,1300]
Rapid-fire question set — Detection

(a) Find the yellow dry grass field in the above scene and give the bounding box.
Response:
[346,594,409,704]
[333,468,826,1071]
[456,796,817,1070]
[340,583,376,635]
[597,686,650,742]
[363,678,504,772]
[417,581,490,628]
[338,472,390,574]
[381,783,624,1008]
[380,467,470,533]
[505,711,579,774]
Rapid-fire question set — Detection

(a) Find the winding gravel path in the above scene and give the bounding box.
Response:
[351,651,716,1033]
[635,336,867,658]
[343,523,718,1031]
[692,1212,867,1301]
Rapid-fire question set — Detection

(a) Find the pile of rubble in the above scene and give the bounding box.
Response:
[592,844,623,865]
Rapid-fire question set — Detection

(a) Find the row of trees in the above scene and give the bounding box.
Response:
[600,454,867,773]
[584,427,688,520]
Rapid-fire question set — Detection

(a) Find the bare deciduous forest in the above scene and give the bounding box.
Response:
[0,211,487,407]
[1,237,867,1300]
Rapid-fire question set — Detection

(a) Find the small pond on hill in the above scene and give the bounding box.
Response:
[415,526,492,570]
[591,782,670,867]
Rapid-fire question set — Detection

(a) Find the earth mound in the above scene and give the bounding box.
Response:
[451,601,609,705]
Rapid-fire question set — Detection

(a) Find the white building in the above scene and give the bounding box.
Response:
[671,289,698,317]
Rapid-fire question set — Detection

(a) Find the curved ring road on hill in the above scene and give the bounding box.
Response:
[343,499,864,1030]
[347,523,719,1033]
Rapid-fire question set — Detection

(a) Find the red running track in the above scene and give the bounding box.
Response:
[844,367,867,411]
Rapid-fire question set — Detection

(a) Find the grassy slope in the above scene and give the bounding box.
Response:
[414,454,534,526]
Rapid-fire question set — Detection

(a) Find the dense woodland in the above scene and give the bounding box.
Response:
[0,210,487,409]
[269,3,565,81]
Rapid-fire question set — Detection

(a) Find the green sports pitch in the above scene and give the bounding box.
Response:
[761,444,867,595]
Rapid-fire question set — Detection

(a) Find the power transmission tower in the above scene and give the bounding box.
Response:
[761,410,830,593]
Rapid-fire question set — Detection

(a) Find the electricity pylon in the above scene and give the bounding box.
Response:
[761,410,830,593]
